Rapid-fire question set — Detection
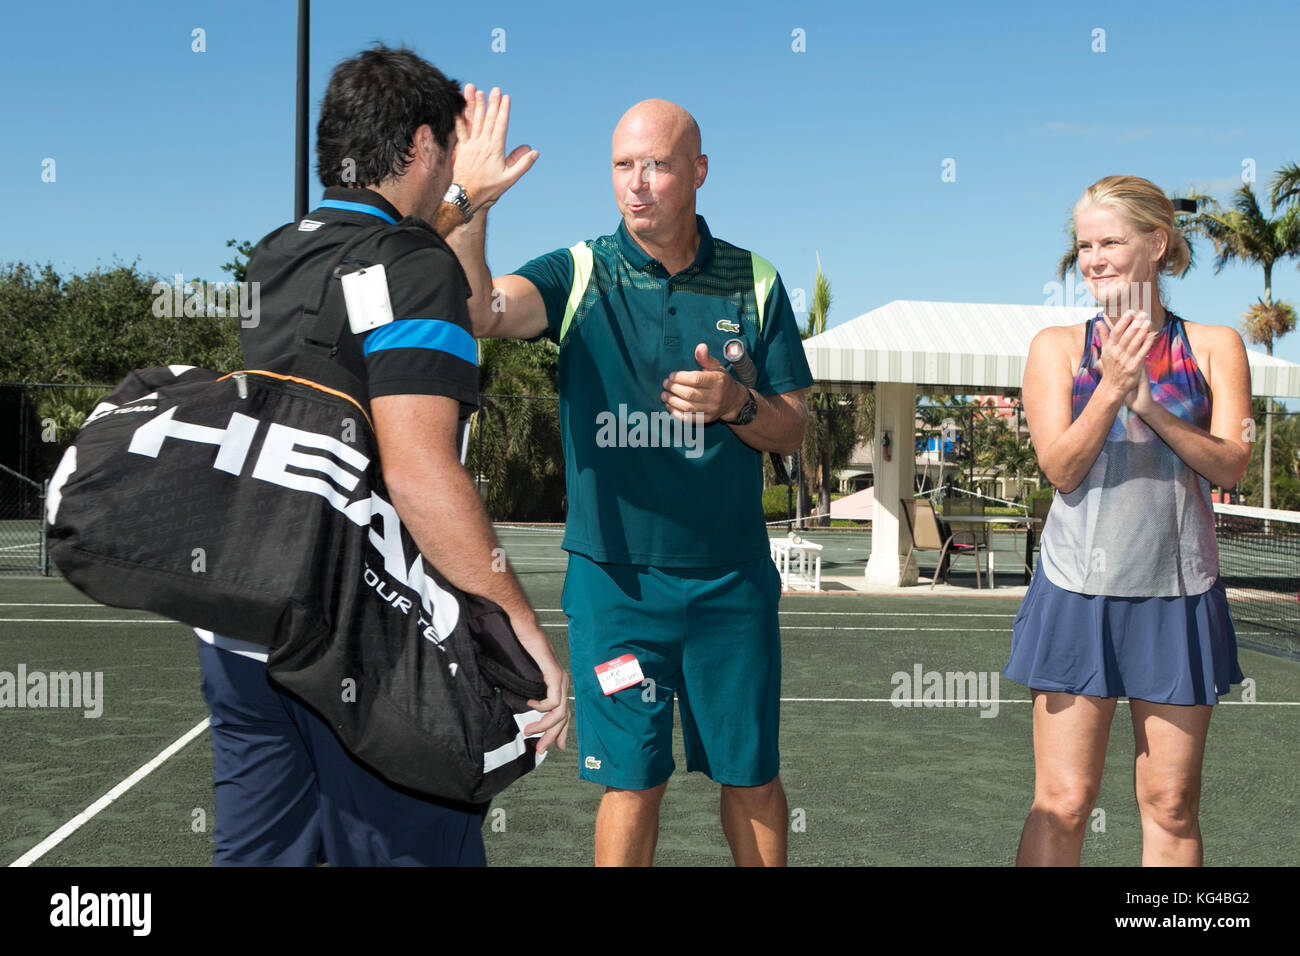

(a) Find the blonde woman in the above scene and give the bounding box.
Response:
[1007,175,1252,865]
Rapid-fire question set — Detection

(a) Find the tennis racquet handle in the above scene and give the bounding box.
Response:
[724,338,758,387]
[723,339,792,486]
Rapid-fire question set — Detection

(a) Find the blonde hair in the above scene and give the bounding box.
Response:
[1074,175,1191,276]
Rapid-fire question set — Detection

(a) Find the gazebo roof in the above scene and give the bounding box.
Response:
[802,300,1300,398]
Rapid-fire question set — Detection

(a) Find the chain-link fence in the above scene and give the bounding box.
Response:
[0,464,45,573]
[2,383,113,482]
[1,383,112,574]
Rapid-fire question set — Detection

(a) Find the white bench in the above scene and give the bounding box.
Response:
[770,534,823,591]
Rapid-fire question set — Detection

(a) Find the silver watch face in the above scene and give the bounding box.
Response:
[442,183,472,222]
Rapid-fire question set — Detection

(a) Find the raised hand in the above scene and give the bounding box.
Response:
[452,84,538,214]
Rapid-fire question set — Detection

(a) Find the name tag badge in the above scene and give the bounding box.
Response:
[340,263,395,333]
[595,654,644,696]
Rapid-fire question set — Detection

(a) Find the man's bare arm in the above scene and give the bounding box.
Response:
[721,387,809,456]
[444,230,549,340]
[371,392,568,752]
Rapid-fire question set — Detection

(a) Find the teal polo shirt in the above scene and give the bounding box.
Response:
[511,215,813,567]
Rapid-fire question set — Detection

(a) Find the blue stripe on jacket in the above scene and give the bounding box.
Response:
[363,319,477,365]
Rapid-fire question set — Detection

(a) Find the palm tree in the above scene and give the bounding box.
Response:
[973,399,1037,502]
[34,386,109,442]
[799,259,869,526]
[914,399,959,493]
[1270,162,1300,210]
[1187,181,1300,508]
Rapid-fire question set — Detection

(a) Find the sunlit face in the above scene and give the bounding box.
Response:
[1074,204,1166,315]
[611,116,704,244]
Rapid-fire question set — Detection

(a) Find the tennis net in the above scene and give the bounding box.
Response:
[1215,502,1300,660]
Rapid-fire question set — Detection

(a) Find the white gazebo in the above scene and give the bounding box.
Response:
[802,300,1300,588]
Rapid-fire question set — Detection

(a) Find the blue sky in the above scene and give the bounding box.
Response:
[3,0,1298,397]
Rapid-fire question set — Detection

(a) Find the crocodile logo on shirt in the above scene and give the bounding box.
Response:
[584,756,602,770]
[716,319,740,334]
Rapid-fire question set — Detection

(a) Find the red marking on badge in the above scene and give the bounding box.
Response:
[594,654,644,696]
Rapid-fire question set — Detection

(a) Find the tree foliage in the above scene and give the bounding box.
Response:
[1241,299,1297,351]
[1240,399,1300,510]
[798,260,872,525]
[970,398,1036,499]
[224,239,255,284]
[1184,179,1300,352]
[471,338,565,521]
[0,260,241,385]
[1185,176,1300,509]
[916,396,1038,500]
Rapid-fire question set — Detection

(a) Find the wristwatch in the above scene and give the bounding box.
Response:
[442,183,473,223]
[726,388,758,426]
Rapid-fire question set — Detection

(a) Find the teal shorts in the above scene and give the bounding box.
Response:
[561,551,782,790]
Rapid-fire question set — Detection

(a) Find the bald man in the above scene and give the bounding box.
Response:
[446,96,813,866]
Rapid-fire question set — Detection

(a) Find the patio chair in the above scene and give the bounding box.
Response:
[900,498,987,589]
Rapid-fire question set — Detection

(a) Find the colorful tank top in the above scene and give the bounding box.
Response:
[1038,312,1220,596]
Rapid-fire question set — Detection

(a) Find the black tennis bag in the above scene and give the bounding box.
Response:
[45,242,547,805]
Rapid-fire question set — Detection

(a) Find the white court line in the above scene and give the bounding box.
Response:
[559,695,1299,706]
[779,697,1298,705]
[9,616,1284,641]
[8,717,211,868]
[530,608,1014,616]
[776,610,1016,617]
[0,618,175,624]
[9,683,1293,868]
[539,623,1013,633]
[790,626,1013,632]
[3,606,1285,641]
[0,603,107,607]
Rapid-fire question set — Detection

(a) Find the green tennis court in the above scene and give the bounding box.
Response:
[1,526,1297,867]
[0,520,43,575]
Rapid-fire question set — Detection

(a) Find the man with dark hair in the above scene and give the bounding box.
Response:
[196,45,566,867]
[314,45,465,189]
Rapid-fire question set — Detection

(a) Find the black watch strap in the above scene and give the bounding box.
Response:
[727,388,758,426]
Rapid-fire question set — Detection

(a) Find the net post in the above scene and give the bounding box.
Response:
[40,479,49,576]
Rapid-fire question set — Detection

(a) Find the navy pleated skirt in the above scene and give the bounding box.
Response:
[1004,570,1244,705]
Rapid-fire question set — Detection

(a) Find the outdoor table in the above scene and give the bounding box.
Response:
[941,514,1037,587]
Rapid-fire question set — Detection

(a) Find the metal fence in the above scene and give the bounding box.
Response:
[1,383,112,575]
[1,383,113,485]
[0,463,46,574]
